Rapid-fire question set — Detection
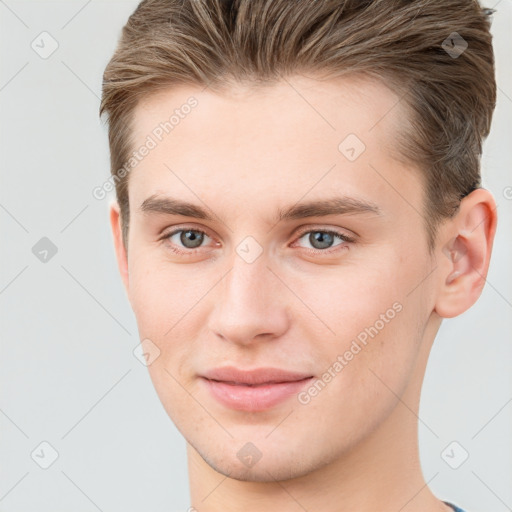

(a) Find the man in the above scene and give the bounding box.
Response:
[100,1,497,510]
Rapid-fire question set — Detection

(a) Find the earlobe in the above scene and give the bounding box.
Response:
[434,188,497,319]
[109,200,130,294]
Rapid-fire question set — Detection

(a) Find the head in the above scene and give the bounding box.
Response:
[101,0,497,482]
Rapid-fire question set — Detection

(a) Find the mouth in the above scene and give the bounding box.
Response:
[207,379,309,386]
[200,377,314,412]
[201,366,313,385]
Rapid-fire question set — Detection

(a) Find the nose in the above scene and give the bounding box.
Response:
[207,255,290,346]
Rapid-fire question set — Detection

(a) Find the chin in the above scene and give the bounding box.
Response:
[199,447,323,483]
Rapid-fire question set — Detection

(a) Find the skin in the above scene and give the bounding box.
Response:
[109,74,497,512]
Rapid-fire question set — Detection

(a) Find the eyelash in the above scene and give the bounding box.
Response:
[160,226,355,256]
[292,228,355,254]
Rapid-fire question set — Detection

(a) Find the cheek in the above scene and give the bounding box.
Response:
[127,255,199,387]
[294,252,408,342]
[295,298,423,448]
[296,249,427,403]
[127,248,205,335]
[127,259,200,427]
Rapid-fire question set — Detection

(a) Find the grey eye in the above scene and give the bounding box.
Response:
[308,231,335,250]
[179,230,205,248]
[166,229,209,249]
[296,230,349,251]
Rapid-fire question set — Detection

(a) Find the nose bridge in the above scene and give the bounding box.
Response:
[208,251,288,344]
[228,254,269,304]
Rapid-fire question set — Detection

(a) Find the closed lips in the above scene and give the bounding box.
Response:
[201,367,315,411]
[200,366,314,386]
[207,377,312,386]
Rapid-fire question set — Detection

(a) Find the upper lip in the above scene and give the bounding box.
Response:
[201,366,313,385]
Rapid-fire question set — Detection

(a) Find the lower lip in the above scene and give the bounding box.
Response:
[201,377,314,412]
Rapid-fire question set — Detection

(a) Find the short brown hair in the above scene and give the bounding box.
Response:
[100,0,496,251]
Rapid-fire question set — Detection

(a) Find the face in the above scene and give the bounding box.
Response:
[115,75,441,481]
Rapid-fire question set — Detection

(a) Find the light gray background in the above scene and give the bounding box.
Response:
[1,1,511,511]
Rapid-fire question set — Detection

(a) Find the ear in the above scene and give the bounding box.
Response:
[109,200,130,294]
[434,188,497,318]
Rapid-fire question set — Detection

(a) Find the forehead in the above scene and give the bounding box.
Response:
[127,74,422,222]
[132,74,405,150]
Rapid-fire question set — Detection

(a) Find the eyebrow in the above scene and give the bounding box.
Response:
[139,194,382,222]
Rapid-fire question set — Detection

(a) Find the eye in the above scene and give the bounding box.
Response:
[293,228,354,253]
[160,225,355,256]
[161,227,213,254]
